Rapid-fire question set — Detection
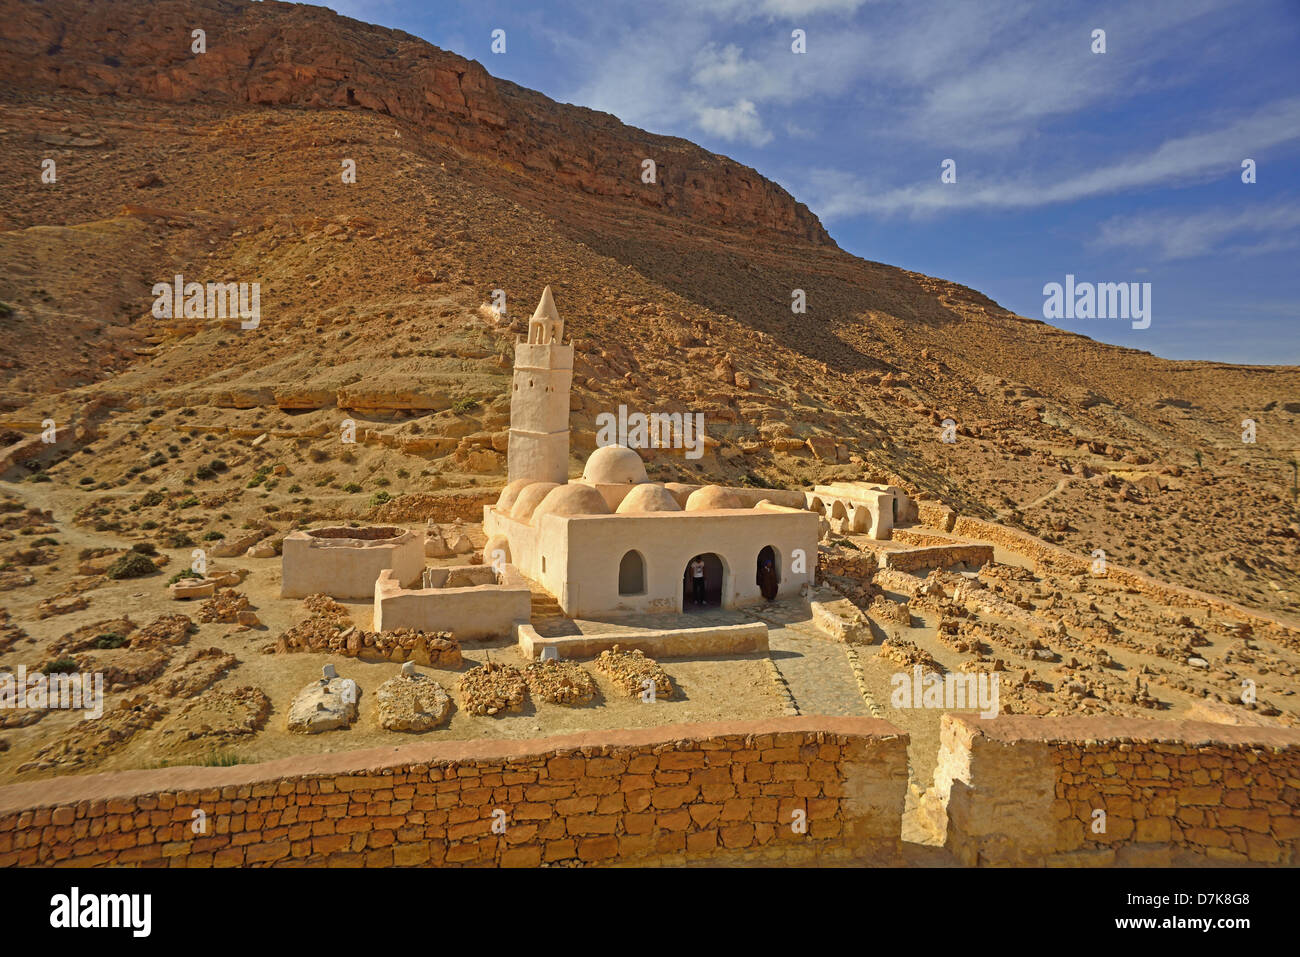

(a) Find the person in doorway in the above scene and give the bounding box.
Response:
[690,555,706,605]
[759,556,778,601]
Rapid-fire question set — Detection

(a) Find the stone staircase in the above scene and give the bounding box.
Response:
[529,587,579,637]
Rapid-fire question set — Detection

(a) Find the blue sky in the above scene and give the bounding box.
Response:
[329,0,1300,364]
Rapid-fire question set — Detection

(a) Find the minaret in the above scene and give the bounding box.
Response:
[507,286,573,485]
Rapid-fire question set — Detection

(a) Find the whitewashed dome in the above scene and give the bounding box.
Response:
[531,484,612,523]
[685,485,743,511]
[616,483,683,514]
[510,482,561,523]
[582,445,648,485]
[496,478,534,514]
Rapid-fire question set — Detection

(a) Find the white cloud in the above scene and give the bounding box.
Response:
[695,100,773,145]
[801,96,1300,218]
[1095,203,1300,260]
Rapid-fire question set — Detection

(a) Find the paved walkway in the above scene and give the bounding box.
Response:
[745,604,867,717]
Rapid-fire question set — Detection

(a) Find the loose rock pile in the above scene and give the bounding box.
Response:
[457,661,527,715]
[594,646,674,699]
[197,588,251,624]
[131,614,196,647]
[276,596,461,665]
[161,686,271,741]
[375,668,453,731]
[525,659,597,705]
[879,638,942,675]
[154,647,239,697]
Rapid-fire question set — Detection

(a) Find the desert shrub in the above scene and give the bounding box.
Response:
[168,568,202,585]
[107,551,156,580]
[139,489,165,507]
[94,633,127,649]
[369,491,391,506]
[342,482,362,493]
[452,397,479,414]
[202,530,224,541]
[41,658,80,675]
[195,466,216,480]
[130,542,158,556]
[165,531,193,549]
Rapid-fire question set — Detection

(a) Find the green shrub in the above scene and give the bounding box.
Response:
[369,491,392,507]
[166,531,193,548]
[94,633,127,649]
[106,551,157,580]
[31,537,58,547]
[130,542,158,556]
[168,568,203,585]
[202,530,224,541]
[178,494,199,508]
[452,397,479,414]
[140,520,159,530]
[139,489,165,507]
[41,658,80,675]
[195,466,216,480]
[342,482,362,494]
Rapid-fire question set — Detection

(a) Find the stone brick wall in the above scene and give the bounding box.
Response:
[924,714,1300,866]
[0,717,908,867]
[878,542,994,573]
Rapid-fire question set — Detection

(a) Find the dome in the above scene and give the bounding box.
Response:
[582,445,648,485]
[685,485,744,511]
[531,484,612,523]
[663,482,699,507]
[616,483,683,514]
[510,482,561,523]
[496,479,534,515]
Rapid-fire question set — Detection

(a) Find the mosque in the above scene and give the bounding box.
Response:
[482,287,820,619]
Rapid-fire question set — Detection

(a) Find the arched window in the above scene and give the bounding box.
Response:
[618,550,646,595]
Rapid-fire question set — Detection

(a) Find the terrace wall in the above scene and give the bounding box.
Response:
[0,717,908,867]
[924,714,1300,867]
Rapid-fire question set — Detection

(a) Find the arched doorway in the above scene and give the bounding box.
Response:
[756,545,780,600]
[830,500,848,522]
[683,553,725,611]
[618,550,646,596]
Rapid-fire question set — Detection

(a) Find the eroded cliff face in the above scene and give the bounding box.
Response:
[0,0,831,245]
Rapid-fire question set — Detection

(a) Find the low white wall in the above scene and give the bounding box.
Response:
[373,565,531,640]
[281,527,424,599]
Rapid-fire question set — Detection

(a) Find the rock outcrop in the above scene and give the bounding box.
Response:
[0,0,831,245]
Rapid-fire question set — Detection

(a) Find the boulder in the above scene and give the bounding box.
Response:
[287,675,359,733]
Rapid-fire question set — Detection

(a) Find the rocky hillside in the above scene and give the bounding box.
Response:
[0,0,827,244]
[0,0,1297,620]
